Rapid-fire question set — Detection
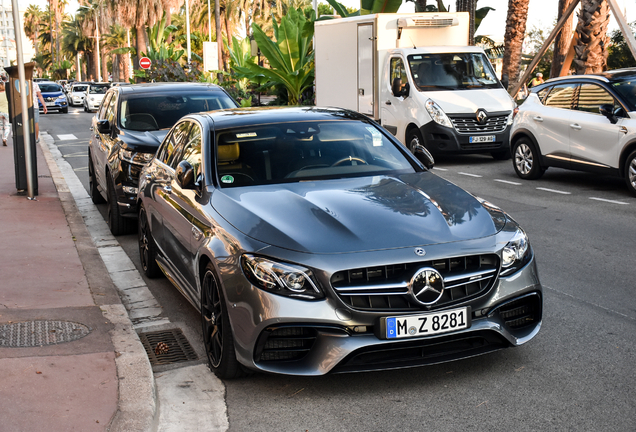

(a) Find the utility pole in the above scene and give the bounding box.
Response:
[1,0,9,67]
[185,0,191,64]
[95,13,101,81]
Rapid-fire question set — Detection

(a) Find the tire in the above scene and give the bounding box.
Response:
[88,154,106,204]
[405,128,424,154]
[106,174,134,235]
[512,137,545,180]
[138,204,161,278]
[201,263,244,379]
[84,104,88,112]
[61,107,68,113]
[625,150,636,197]
[491,149,511,160]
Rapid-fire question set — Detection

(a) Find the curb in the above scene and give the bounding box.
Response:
[38,133,157,432]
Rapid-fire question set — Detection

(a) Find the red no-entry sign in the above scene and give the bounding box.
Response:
[139,57,152,70]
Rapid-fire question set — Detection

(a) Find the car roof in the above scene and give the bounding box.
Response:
[115,82,225,96]
[195,106,369,129]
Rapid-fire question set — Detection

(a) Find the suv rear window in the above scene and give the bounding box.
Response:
[119,93,236,131]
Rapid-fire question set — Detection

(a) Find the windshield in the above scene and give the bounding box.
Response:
[73,85,88,92]
[408,53,501,90]
[89,84,110,94]
[120,92,237,131]
[215,120,416,187]
[39,83,63,93]
[611,77,636,111]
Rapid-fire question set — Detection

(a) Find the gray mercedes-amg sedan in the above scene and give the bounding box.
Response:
[137,106,542,378]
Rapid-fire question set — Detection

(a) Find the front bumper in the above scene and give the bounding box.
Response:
[224,244,542,376]
[86,100,102,110]
[40,100,68,112]
[421,118,511,155]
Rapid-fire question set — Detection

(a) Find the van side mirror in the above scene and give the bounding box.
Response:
[599,104,618,124]
[413,144,434,170]
[96,119,111,134]
[392,78,409,98]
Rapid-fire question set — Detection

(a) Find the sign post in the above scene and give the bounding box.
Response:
[139,57,152,70]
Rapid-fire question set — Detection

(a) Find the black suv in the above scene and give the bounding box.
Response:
[88,82,238,235]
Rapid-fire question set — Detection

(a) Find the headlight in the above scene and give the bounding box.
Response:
[500,228,531,276]
[507,106,519,125]
[120,149,154,165]
[425,99,453,128]
[241,254,324,300]
[57,95,66,101]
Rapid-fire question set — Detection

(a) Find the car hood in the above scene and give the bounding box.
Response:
[212,172,505,254]
[42,91,64,98]
[118,128,169,152]
[425,88,514,114]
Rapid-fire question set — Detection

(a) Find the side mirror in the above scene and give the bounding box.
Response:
[413,144,434,170]
[175,160,198,190]
[392,77,402,97]
[96,119,111,134]
[599,104,618,124]
[501,73,509,90]
[402,82,410,98]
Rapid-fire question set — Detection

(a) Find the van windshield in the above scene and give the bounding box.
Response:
[408,53,501,90]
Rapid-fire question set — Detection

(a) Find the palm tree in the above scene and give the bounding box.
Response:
[62,16,92,80]
[24,5,44,60]
[551,0,575,77]
[103,24,130,82]
[501,0,530,89]
[573,0,610,74]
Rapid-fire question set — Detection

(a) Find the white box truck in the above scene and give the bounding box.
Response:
[314,13,516,159]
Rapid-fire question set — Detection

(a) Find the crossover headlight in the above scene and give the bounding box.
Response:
[241,255,324,300]
[500,228,531,276]
[120,149,154,165]
[425,99,453,128]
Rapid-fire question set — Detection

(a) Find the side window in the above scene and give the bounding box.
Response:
[98,92,112,119]
[157,122,192,167]
[390,57,408,97]
[105,92,118,123]
[536,86,551,103]
[544,83,577,110]
[576,83,618,115]
[181,124,203,178]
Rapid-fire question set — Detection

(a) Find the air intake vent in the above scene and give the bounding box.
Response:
[493,293,542,330]
[256,327,317,362]
[398,16,459,28]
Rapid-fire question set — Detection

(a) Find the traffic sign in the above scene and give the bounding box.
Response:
[139,57,152,70]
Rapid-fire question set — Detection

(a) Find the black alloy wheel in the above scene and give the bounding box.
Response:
[138,204,161,278]
[106,174,134,235]
[88,154,106,204]
[201,263,244,379]
[512,137,545,180]
[625,150,636,196]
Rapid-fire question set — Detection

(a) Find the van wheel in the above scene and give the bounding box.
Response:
[512,138,545,180]
[625,150,636,196]
[406,129,424,154]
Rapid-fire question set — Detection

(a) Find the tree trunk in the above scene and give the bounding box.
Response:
[135,24,148,80]
[574,0,610,74]
[456,0,476,45]
[414,0,427,12]
[215,0,222,80]
[502,0,530,88]
[551,0,575,78]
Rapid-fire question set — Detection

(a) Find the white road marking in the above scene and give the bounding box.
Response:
[589,197,629,205]
[494,179,522,185]
[57,134,77,140]
[458,172,482,178]
[432,167,448,171]
[536,187,571,195]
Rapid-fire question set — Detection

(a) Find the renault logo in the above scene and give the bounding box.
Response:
[476,109,488,124]
[409,268,445,305]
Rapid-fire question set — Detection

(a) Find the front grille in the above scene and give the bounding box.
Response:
[331,254,499,312]
[256,327,317,362]
[450,114,508,134]
[493,293,542,330]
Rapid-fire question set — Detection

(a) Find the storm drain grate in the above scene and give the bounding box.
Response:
[139,328,198,366]
[0,320,91,347]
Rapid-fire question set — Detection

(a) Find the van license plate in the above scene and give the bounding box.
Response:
[383,307,470,339]
[469,135,495,143]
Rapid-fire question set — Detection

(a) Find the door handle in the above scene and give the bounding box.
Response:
[163,185,172,194]
[570,124,582,130]
[532,116,543,122]
[620,126,628,134]
[192,226,203,241]
[385,100,392,105]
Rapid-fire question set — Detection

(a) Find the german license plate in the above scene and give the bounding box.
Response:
[383,307,470,339]
[469,135,495,143]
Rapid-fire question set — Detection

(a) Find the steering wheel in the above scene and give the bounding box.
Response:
[331,156,368,167]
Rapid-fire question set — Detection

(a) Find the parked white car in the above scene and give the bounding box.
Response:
[83,82,110,112]
[69,83,88,107]
[510,68,636,196]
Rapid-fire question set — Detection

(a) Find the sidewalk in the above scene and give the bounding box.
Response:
[0,135,154,431]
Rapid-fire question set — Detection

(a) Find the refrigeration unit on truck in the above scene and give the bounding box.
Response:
[314,13,516,159]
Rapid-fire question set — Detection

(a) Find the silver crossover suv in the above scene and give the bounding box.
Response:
[137,107,543,378]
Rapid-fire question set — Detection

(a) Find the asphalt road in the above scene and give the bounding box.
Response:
[41,108,636,431]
